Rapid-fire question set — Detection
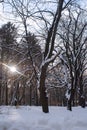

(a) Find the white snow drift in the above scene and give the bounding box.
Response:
[0,106,87,130]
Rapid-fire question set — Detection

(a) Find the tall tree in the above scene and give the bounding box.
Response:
[58,8,87,110]
[0,22,17,105]
[38,0,74,113]
[6,0,74,112]
[21,32,42,106]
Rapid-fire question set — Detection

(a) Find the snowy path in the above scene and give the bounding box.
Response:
[0,106,87,130]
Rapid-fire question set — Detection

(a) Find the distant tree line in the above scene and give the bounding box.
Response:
[0,22,42,106]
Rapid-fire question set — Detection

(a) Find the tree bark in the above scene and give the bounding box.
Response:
[0,82,1,105]
[5,82,8,105]
[39,65,49,113]
[29,85,32,106]
[67,99,72,111]
[67,88,75,111]
[0,66,2,105]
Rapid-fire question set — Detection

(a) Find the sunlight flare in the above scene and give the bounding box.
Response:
[10,66,17,72]
[2,63,27,78]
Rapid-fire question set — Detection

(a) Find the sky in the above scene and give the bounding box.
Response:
[0,2,16,26]
[0,0,87,36]
[0,0,86,24]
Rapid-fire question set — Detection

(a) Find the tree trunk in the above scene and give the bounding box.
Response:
[35,87,39,106]
[0,68,2,105]
[0,51,3,105]
[5,82,8,105]
[0,82,1,105]
[67,88,75,111]
[29,85,32,106]
[5,72,8,105]
[67,99,72,111]
[79,82,85,108]
[39,65,49,113]
[79,95,85,108]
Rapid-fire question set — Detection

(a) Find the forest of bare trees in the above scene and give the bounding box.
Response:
[0,0,87,113]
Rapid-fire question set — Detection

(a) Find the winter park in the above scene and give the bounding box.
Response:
[0,0,87,130]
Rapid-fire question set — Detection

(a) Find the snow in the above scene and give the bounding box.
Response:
[65,91,70,100]
[0,106,87,130]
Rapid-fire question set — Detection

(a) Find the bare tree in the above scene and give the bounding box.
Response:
[58,8,87,110]
[33,0,74,113]
[5,0,74,113]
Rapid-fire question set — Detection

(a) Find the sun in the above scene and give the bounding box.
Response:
[10,66,17,72]
[2,63,26,77]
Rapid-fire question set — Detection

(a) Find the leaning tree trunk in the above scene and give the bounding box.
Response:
[39,65,49,113]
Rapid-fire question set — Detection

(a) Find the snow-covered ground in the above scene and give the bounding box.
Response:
[0,106,87,130]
